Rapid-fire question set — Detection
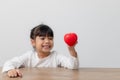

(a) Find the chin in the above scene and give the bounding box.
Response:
[43,50,50,53]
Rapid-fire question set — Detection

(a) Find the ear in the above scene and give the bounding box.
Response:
[31,39,35,47]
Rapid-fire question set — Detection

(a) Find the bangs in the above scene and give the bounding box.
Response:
[38,29,53,37]
[30,24,54,39]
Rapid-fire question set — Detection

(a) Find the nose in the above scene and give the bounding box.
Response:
[45,38,49,43]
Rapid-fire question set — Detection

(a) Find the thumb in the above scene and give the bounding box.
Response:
[16,69,22,77]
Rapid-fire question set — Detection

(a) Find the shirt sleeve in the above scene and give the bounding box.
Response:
[56,54,79,69]
[2,52,30,73]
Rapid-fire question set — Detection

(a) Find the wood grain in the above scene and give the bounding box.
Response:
[0,68,120,80]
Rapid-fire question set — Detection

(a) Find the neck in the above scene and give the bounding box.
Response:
[37,51,50,58]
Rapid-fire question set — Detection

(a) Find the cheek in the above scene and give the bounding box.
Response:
[31,40,41,47]
[51,41,54,46]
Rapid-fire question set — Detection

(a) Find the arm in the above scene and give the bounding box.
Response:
[67,41,78,58]
[68,46,77,58]
[2,57,24,78]
[64,42,79,69]
[57,42,79,69]
[2,52,30,78]
[57,54,79,69]
[2,55,27,73]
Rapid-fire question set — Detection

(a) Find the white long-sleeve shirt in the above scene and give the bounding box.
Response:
[2,50,79,73]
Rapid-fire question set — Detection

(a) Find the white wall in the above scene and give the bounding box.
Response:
[0,0,120,68]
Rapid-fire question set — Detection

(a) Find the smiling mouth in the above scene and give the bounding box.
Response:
[42,45,51,49]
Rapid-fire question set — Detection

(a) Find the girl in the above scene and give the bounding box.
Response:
[2,24,79,78]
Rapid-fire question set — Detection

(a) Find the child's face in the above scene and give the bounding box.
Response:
[31,36,54,54]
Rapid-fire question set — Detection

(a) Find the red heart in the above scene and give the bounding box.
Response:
[64,33,78,46]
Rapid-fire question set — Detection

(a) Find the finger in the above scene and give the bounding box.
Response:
[16,69,22,77]
[7,70,14,77]
[8,72,16,78]
[7,69,18,78]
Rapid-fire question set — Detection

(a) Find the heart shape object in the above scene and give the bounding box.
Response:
[64,33,78,46]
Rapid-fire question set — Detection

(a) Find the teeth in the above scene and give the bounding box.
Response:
[43,45,50,48]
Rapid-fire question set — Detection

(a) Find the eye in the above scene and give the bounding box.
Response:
[48,37,53,40]
[39,37,45,40]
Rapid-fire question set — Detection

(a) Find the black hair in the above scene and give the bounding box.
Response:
[30,24,54,39]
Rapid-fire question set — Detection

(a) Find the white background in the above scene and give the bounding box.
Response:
[0,0,120,68]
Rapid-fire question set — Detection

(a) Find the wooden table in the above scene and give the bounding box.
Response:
[0,68,120,80]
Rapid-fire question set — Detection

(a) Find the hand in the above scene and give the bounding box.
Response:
[68,41,78,49]
[7,69,22,78]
